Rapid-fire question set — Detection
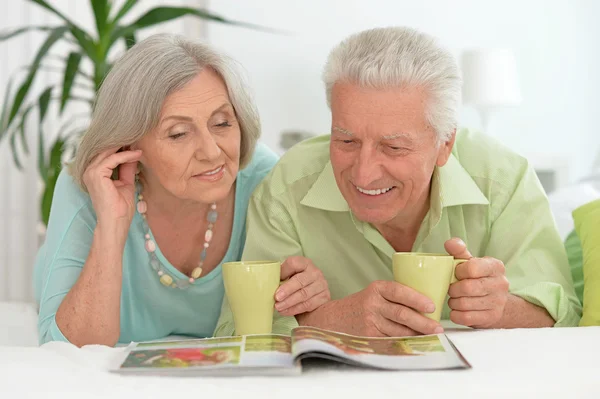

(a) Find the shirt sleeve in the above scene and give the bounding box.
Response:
[572,199,600,326]
[213,187,300,337]
[34,170,99,345]
[484,165,582,327]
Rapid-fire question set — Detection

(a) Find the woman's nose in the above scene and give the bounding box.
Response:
[195,134,222,161]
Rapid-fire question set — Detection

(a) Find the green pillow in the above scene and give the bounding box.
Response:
[564,229,584,305]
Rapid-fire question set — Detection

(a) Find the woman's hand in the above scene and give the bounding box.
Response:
[274,256,331,316]
[83,147,142,230]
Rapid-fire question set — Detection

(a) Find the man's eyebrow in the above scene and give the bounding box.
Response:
[332,126,353,136]
[382,133,412,140]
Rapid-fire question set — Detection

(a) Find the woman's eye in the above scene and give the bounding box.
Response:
[169,132,186,140]
[215,121,231,128]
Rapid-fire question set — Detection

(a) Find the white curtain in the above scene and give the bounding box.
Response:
[0,0,206,304]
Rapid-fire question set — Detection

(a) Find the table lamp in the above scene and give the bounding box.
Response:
[461,49,522,133]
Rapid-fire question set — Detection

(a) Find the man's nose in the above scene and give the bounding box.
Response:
[352,147,382,187]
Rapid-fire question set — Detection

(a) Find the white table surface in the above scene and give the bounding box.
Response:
[1,326,599,399]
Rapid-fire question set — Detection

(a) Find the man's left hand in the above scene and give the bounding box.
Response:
[444,238,510,328]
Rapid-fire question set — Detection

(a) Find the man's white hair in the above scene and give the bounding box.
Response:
[322,26,461,142]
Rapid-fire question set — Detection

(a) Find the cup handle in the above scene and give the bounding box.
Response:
[451,259,468,284]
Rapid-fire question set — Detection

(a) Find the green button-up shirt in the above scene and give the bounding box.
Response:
[214,129,581,336]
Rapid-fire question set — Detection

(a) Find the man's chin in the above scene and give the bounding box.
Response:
[349,208,395,226]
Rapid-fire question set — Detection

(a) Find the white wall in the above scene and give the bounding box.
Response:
[205,0,600,182]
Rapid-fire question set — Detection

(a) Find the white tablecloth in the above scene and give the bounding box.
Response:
[1,327,599,399]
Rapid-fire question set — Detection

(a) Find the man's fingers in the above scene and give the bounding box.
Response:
[448,295,495,311]
[454,257,505,280]
[377,281,435,314]
[275,279,328,312]
[444,237,472,259]
[275,270,313,302]
[372,316,421,338]
[450,309,497,328]
[277,290,330,316]
[379,302,443,335]
[448,276,509,298]
[279,256,309,281]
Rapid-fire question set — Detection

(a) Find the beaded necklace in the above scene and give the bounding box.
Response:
[135,178,217,289]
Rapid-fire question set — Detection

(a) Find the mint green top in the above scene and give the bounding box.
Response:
[34,143,278,345]
[570,199,600,326]
[214,129,581,336]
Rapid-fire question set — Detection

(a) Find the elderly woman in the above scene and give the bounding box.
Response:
[33,33,329,347]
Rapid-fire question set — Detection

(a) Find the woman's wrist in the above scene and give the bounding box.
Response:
[94,220,130,254]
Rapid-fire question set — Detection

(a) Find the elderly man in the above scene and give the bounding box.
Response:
[214,26,581,337]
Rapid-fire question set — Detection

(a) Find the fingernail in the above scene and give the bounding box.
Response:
[275,290,285,301]
[426,304,435,313]
[434,327,444,334]
[275,302,285,311]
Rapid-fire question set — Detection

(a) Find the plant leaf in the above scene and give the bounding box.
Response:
[0,25,57,41]
[110,7,274,46]
[41,137,65,225]
[18,104,35,155]
[123,32,136,49]
[69,26,98,62]
[60,52,83,113]
[27,0,98,61]
[111,0,137,24]
[28,0,86,31]
[0,78,14,139]
[90,0,111,38]
[38,124,47,182]
[38,86,53,122]
[7,27,67,128]
[37,86,53,182]
[10,127,23,170]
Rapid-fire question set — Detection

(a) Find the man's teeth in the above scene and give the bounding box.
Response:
[356,186,393,196]
[203,166,223,176]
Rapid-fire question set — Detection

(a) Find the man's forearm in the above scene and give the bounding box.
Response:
[490,294,555,329]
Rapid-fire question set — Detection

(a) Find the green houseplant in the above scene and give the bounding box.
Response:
[0,0,260,225]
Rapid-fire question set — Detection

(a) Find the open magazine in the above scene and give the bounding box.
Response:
[112,326,470,376]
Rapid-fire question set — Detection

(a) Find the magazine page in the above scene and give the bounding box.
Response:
[113,334,300,376]
[290,326,469,370]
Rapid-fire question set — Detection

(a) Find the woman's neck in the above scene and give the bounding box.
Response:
[139,173,232,227]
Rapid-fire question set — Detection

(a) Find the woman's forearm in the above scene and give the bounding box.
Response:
[55,224,127,347]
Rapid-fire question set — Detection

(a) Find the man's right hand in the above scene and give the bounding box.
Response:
[298,280,444,337]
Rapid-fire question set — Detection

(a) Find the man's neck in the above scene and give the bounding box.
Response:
[374,189,431,253]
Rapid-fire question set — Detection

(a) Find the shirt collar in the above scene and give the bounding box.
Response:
[300,161,349,211]
[300,154,489,212]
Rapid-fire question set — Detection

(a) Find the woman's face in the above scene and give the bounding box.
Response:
[134,68,241,204]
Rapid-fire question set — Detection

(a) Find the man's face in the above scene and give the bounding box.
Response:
[329,82,454,227]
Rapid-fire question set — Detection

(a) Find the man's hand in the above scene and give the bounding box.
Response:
[445,238,510,328]
[275,257,330,316]
[298,280,444,337]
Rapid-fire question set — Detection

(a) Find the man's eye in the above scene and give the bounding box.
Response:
[342,140,353,144]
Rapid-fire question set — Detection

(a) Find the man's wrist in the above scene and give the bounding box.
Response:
[296,299,337,327]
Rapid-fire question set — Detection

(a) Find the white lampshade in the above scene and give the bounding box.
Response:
[461,49,522,108]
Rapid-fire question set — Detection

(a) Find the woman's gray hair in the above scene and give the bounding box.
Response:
[71,33,261,190]
[322,27,461,142]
